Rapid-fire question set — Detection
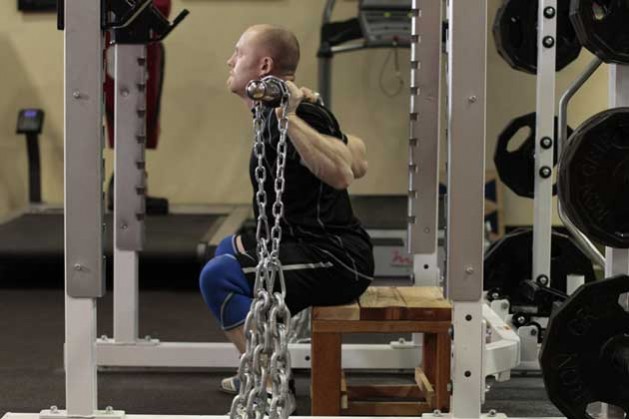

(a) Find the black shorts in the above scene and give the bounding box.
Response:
[235,233,374,315]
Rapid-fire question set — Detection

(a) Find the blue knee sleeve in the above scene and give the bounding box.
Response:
[214,235,237,257]
[199,254,252,330]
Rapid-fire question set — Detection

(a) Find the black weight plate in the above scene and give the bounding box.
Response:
[494,0,582,74]
[495,112,572,198]
[483,228,595,315]
[558,107,629,248]
[540,275,629,419]
[570,0,629,64]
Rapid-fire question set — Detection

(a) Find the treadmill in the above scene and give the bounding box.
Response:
[0,109,248,288]
[318,0,419,279]
[318,0,412,107]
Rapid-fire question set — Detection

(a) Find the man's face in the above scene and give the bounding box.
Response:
[226,29,267,97]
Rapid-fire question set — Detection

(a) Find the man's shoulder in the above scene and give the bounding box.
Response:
[296,102,343,138]
[296,101,333,119]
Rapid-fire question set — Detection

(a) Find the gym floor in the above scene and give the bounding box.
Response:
[1,283,562,417]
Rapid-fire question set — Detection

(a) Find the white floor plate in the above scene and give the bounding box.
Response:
[2,413,568,419]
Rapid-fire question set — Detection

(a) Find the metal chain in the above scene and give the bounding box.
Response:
[230,79,293,419]
[287,308,311,343]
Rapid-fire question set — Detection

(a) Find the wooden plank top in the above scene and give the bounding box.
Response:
[313,286,451,322]
[312,301,360,321]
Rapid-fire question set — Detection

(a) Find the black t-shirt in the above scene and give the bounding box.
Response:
[248,102,372,257]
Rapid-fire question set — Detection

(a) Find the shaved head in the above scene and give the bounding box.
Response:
[226,24,301,98]
[246,24,300,77]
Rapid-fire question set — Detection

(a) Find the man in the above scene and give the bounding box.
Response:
[199,24,374,408]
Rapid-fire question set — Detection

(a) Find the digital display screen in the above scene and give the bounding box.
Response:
[24,110,38,118]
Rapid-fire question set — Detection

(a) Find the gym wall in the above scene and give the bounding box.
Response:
[0,0,612,229]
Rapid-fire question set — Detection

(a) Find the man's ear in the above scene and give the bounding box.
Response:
[260,56,274,77]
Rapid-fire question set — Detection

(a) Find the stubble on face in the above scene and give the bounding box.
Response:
[227,28,269,97]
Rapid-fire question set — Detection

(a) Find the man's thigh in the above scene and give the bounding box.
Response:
[234,235,369,315]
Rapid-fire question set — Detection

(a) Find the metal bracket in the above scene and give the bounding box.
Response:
[516,325,540,370]
[104,0,153,30]
[114,44,147,251]
[423,412,508,419]
[98,336,160,347]
[104,0,189,44]
[40,408,125,419]
[489,299,510,321]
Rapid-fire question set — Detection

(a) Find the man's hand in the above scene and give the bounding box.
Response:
[275,81,322,119]
[300,87,322,104]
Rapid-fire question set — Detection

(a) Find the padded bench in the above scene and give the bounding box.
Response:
[311,286,452,416]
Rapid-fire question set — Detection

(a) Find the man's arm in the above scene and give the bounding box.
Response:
[285,114,355,190]
[346,134,368,179]
[279,81,369,189]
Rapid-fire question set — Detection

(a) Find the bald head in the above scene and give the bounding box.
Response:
[246,24,300,78]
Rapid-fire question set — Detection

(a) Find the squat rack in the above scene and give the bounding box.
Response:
[3,1,526,418]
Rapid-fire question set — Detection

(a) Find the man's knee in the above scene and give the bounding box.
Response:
[198,254,252,323]
[214,235,237,257]
[199,254,242,295]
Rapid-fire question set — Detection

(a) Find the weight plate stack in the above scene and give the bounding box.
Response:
[558,107,629,248]
[494,0,582,74]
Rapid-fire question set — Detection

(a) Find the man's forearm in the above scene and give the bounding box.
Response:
[285,113,354,189]
[346,134,368,179]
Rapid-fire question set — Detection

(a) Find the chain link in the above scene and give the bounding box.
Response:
[287,308,311,343]
[231,77,293,419]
